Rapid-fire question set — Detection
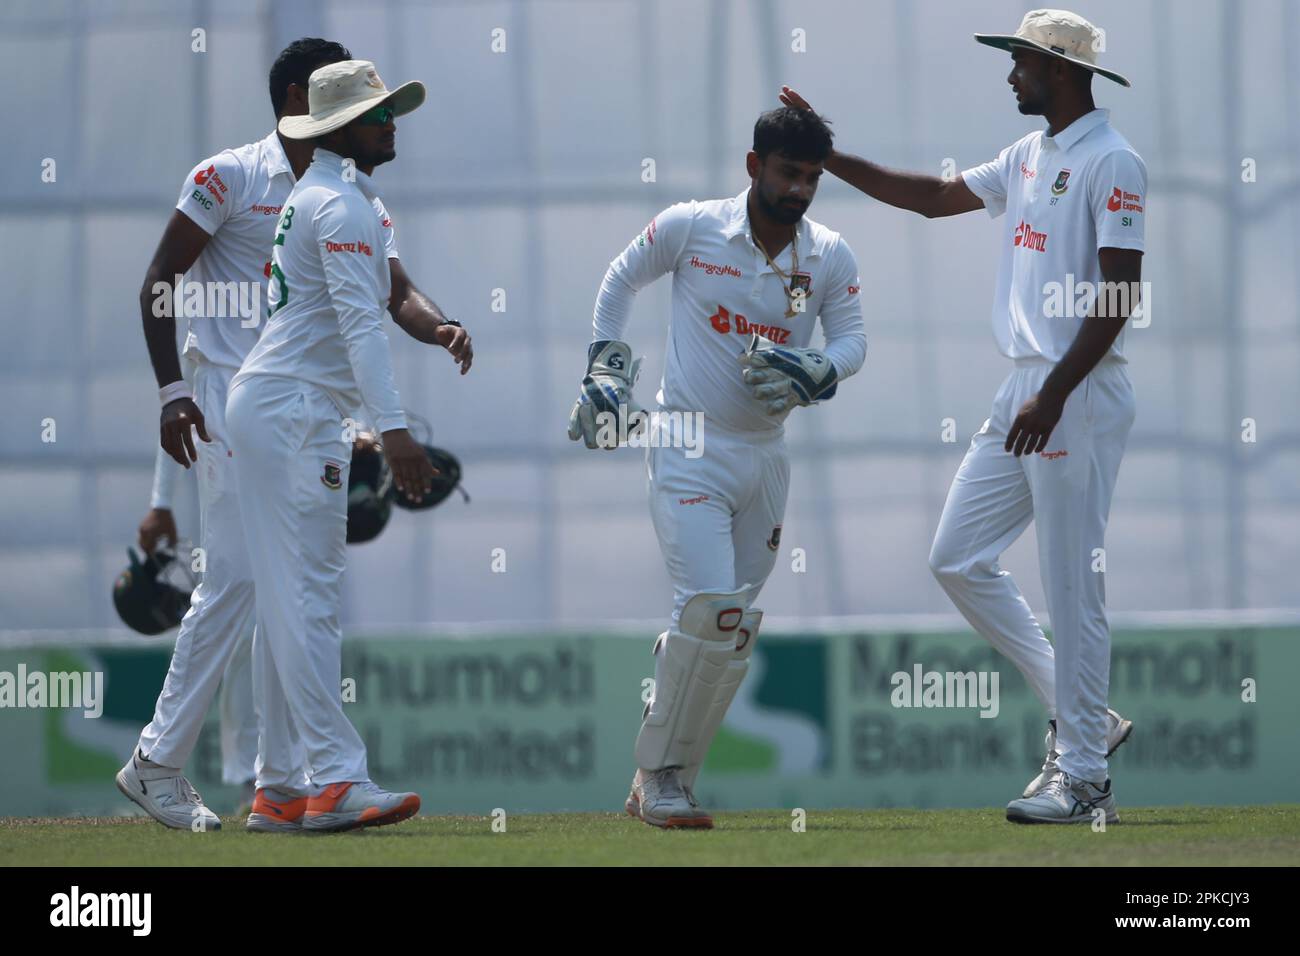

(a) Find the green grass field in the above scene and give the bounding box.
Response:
[3,805,1298,866]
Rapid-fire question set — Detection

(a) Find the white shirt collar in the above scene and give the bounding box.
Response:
[1044,108,1109,152]
[262,130,294,180]
[306,148,384,203]
[722,186,817,257]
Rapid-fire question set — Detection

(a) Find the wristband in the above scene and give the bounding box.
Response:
[440,319,463,329]
[159,381,193,406]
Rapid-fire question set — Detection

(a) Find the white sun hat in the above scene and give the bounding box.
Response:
[278,59,426,140]
[975,8,1131,87]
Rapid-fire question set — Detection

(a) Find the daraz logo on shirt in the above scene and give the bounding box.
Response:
[1013,220,1048,252]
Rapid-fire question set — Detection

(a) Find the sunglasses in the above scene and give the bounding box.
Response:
[357,104,395,126]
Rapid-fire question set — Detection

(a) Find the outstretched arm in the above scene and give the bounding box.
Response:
[780,87,984,219]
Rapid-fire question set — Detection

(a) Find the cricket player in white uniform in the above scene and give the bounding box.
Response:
[121,41,470,832]
[570,108,866,828]
[782,9,1145,823]
[227,60,437,833]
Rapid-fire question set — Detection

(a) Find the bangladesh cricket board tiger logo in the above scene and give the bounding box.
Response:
[1051,168,1071,196]
[321,461,343,490]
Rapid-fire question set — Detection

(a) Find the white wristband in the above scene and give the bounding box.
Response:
[159,381,193,406]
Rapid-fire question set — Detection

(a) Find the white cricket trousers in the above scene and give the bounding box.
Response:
[137,360,258,784]
[226,374,368,792]
[928,357,1135,782]
[647,414,790,622]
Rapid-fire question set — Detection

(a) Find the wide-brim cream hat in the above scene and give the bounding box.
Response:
[975,8,1131,87]
[279,59,425,139]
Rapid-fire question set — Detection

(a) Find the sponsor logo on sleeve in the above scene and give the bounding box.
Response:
[637,217,657,248]
[1107,186,1144,213]
[194,165,228,205]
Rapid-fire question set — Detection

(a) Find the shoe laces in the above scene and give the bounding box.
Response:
[159,774,204,809]
[649,768,686,801]
[1040,771,1073,798]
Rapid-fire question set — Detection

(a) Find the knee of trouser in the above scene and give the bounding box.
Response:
[928,538,973,585]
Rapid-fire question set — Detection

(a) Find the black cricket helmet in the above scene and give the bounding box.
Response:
[347,435,393,544]
[390,412,469,512]
[112,545,195,636]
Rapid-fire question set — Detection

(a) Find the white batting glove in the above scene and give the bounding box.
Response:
[739,332,839,415]
[567,340,646,449]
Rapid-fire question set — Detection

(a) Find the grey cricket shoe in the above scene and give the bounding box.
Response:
[1007,770,1119,825]
[115,751,221,831]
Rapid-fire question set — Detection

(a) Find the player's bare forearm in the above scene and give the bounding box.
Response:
[1040,249,1143,403]
[140,210,211,388]
[389,283,447,343]
[140,279,185,389]
[387,260,473,373]
[824,151,984,219]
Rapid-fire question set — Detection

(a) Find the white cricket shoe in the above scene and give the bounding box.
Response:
[115,751,221,831]
[625,768,712,829]
[1006,771,1119,825]
[301,780,421,833]
[1022,709,1135,797]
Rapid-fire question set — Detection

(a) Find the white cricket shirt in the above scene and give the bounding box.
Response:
[231,149,406,434]
[592,187,867,434]
[961,108,1147,363]
[153,132,398,508]
[174,130,398,371]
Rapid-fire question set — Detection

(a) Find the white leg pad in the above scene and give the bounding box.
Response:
[680,608,762,791]
[635,587,751,771]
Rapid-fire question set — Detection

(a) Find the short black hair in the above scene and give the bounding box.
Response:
[268,38,352,117]
[753,107,834,163]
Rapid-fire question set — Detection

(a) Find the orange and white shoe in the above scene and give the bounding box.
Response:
[246,788,309,833]
[302,781,421,833]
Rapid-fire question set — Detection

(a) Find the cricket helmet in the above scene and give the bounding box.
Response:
[112,545,196,636]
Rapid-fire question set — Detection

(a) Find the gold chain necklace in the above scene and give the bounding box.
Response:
[753,229,801,318]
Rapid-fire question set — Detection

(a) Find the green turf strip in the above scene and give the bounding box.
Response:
[3,806,1298,866]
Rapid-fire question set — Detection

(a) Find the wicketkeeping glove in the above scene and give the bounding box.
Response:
[567,339,645,449]
[739,332,839,415]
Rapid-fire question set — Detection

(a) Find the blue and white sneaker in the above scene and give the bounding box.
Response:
[1007,771,1119,825]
